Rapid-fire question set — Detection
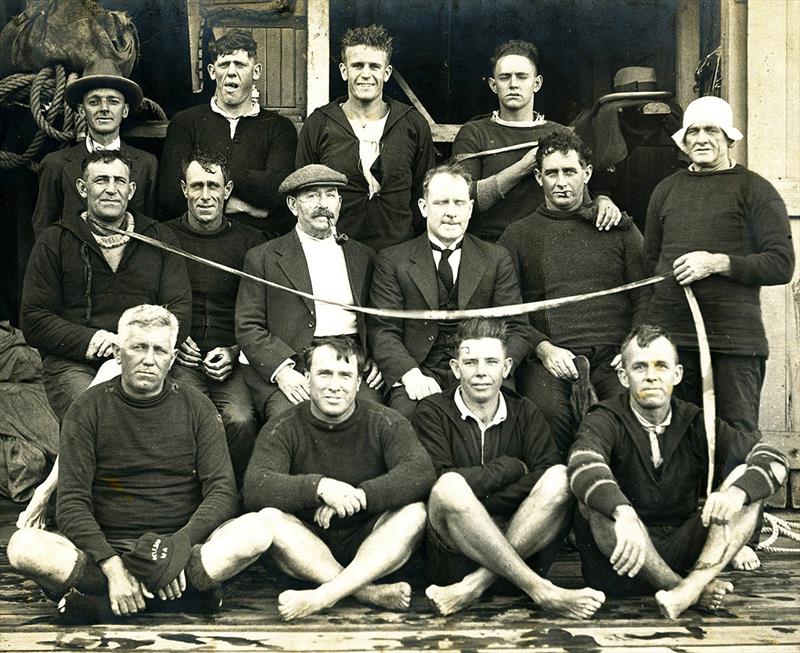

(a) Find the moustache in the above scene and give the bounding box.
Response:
[313,209,335,220]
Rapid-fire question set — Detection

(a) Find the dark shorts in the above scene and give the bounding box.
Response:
[425,514,554,587]
[574,509,709,596]
[304,513,384,567]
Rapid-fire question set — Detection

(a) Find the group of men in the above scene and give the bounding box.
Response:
[7,23,794,626]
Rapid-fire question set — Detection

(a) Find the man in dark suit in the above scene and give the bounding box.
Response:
[236,164,382,422]
[369,162,531,421]
[32,59,158,238]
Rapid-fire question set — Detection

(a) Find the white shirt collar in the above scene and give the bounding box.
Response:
[428,233,464,251]
[629,397,672,433]
[86,135,121,152]
[454,386,508,427]
[490,109,546,128]
[295,225,338,246]
[210,96,260,120]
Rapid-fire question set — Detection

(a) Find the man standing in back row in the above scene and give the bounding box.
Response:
[296,25,435,252]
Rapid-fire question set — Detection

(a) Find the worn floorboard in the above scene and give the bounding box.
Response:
[1,499,798,652]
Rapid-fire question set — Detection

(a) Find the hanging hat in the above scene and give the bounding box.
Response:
[671,96,743,153]
[65,58,144,110]
[598,67,672,104]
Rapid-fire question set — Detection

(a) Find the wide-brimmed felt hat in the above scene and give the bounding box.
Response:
[65,58,144,110]
[122,532,192,592]
[671,96,743,153]
[598,67,672,104]
[279,164,348,194]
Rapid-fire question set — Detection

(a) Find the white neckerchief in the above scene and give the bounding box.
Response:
[86,135,121,152]
[490,110,546,128]
[455,386,508,464]
[630,398,672,468]
[210,96,260,138]
[344,107,389,198]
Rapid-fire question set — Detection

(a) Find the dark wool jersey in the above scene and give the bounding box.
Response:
[498,203,647,351]
[57,377,238,563]
[243,400,435,529]
[165,215,265,351]
[644,165,794,356]
[452,116,562,241]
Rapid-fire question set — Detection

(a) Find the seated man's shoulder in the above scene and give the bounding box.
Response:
[376,236,419,265]
[122,142,157,166]
[168,378,222,414]
[361,400,415,431]
[466,234,514,263]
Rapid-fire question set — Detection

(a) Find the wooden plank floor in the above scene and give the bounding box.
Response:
[1,498,798,652]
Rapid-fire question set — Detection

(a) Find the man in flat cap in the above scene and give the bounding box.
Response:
[159,30,297,240]
[32,59,158,238]
[236,164,383,422]
[9,305,273,624]
[643,97,795,569]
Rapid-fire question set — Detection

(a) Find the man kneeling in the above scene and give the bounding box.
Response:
[414,318,605,618]
[242,337,435,621]
[8,305,272,623]
[568,324,788,618]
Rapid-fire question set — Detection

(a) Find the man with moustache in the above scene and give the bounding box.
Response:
[415,318,605,619]
[296,25,435,252]
[453,40,620,242]
[159,30,297,238]
[32,59,158,237]
[21,150,191,422]
[369,162,531,421]
[165,150,264,486]
[236,164,382,422]
[568,324,788,618]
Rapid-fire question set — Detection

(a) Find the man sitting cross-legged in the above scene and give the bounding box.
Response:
[413,317,605,619]
[8,305,273,623]
[242,336,436,621]
[568,324,789,618]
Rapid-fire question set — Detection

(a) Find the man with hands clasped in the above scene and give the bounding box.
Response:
[567,324,788,618]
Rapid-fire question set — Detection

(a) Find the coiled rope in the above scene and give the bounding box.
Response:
[758,513,800,553]
[0,64,167,171]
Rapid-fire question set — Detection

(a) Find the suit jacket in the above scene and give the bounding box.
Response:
[368,233,531,388]
[235,229,375,400]
[32,141,158,238]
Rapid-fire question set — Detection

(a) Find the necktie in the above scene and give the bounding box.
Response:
[431,242,460,292]
[647,426,664,468]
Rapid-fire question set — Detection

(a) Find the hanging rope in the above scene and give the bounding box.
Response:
[0,64,167,171]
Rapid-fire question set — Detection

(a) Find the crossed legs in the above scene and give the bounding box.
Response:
[425,466,605,618]
[260,502,426,620]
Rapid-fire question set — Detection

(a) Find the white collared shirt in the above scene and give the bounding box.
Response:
[85,135,121,152]
[210,96,260,139]
[454,386,508,464]
[630,398,672,468]
[428,234,464,281]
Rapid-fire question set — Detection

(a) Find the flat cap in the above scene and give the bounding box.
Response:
[279,164,348,194]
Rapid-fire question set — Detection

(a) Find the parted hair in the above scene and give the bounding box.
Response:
[81,149,134,177]
[535,128,593,170]
[422,161,473,198]
[490,39,539,74]
[455,318,509,353]
[181,149,231,184]
[303,336,365,376]
[209,29,257,61]
[340,25,393,63]
[118,304,179,348]
[620,324,678,364]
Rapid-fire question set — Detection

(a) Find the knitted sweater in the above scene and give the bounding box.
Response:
[158,104,297,230]
[242,401,436,529]
[567,393,788,527]
[165,215,264,351]
[414,386,560,518]
[452,115,562,241]
[57,377,238,563]
[644,165,794,356]
[296,98,435,252]
[498,203,647,351]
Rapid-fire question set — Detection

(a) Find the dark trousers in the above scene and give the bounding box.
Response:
[518,346,625,459]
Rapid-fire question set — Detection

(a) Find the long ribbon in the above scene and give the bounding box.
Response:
[452,140,540,162]
[93,220,672,321]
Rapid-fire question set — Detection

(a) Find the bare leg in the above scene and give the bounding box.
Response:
[427,465,574,615]
[7,528,80,594]
[199,512,274,583]
[426,471,604,619]
[262,504,426,620]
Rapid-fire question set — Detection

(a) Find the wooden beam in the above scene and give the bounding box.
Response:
[720,0,748,165]
[305,0,329,115]
[675,0,700,110]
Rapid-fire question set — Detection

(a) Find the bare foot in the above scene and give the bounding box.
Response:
[656,582,703,620]
[697,579,734,612]
[277,588,334,621]
[730,545,761,571]
[354,582,412,611]
[531,582,605,619]
[425,581,482,616]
